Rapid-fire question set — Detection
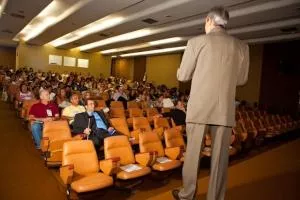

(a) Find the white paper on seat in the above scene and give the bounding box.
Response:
[120,164,142,172]
[156,157,172,163]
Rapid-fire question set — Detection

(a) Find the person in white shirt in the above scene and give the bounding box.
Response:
[62,94,86,124]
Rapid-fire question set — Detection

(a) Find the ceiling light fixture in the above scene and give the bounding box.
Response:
[0,0,8,19]
[101,37,186,55]
[49,16,124,47]
[78,0,299,51]
[120,46,186,57]
[48,0,193,47]
[13,0,92,42]
[79,29,152,51]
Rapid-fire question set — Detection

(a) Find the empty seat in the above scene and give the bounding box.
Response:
[145,108,159,124]
[110,108,126,118]
[153,117,170,130]
[41,120,81,166]
[139,131,181,171]
[164,128,185,161]
[127,108,144,127]
[133,117,164,139]
[100,135,151,180]
[110,101,124,109]
[60,140,113,196]
[94,99,106,111]
[110,118,139,144]
[127,101,140,109]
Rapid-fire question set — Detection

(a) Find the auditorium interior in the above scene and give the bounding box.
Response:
[0,0,300,200]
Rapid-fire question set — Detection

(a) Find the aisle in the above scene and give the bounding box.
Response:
[148,135,300,200]
[0,102,65,200]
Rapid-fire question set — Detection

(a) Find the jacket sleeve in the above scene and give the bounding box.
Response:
[237,43,250,86]
[177,39,198,82]
[72,113,85,134]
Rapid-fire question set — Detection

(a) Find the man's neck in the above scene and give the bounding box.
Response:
[41,100,48,105]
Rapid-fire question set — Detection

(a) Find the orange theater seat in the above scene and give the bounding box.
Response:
[60,140,113,197]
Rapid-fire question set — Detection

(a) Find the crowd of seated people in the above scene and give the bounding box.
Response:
[0,66,299,198]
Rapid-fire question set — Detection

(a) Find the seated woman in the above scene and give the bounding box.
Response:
[157,100,186,127]
[55,88,71,110]
[15,83,33,109]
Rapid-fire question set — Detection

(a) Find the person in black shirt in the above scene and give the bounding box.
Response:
[158,100,186,126]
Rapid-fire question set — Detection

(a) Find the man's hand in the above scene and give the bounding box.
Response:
[43,117,53,122]
[84,128,91,135]
[108,127,114,132]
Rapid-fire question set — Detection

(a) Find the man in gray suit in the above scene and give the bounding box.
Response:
[172,6,249,200]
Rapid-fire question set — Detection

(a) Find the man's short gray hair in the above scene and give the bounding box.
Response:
[207,6,229,27]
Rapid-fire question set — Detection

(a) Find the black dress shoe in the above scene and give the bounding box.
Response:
[172,189,180,200]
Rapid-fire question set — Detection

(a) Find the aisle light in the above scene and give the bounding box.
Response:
[120,46,186,57]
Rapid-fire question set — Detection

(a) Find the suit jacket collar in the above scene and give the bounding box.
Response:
[208,27,226,34]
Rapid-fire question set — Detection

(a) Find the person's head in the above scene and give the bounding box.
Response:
[39,90,50,102]
[84,99,95,112]
[83,91,91,100]
[70,94,80,106]
[58,88,66,97]
[205,6,229,34]
[175,100,185,110]
[20,84,28,93]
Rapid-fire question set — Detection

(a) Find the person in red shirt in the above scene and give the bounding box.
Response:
[29,90,59,149]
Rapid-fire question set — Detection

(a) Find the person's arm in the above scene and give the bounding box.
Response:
[177,39,199,82]
[72,113,85,134]
[237,43,250,86]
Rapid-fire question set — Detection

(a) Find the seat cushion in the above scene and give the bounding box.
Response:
[71,173,113,193]
[152,160,181,171]
[117,165,151,180]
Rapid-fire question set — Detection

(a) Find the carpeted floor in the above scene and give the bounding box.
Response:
[0,101,299,200]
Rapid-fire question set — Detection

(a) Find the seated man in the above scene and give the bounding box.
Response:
[72,99,117,150]
[28,90,59,149]
[157,100,186,126]
[62,93,85,124]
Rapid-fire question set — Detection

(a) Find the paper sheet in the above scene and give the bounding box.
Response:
[156,157,172,163]
[120,164,142,172]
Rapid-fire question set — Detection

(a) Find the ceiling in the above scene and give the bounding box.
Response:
[0,0,299,55]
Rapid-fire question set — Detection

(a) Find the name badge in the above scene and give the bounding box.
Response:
[46,109,53,117]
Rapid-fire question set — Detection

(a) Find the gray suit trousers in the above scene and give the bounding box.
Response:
[178,123,231,200]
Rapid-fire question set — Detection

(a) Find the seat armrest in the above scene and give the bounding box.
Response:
[41,137,50,152]
[60,164,74,185]
[99,157,120,176]
[165,146,184,160]
[135,151,158,167]
[72,134,84,140]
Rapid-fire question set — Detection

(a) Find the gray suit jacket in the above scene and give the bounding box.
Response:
[177,27,249,127]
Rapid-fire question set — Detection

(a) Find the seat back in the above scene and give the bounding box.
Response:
[164,128,185,149]
[43,120,72,141]
[139,131,165,157]
[62,140,99,175]
[127,101,139,109]
[154,117,170,129]
[94,100,106,109]
[110,108,126,118]
[128,108,143,118]
[100,92,110,101]
[21,99,38,118]
[104,136,135,165]
[146,108,159,117]
[252,118,264,130]
[242,119,256,132]
[133,117,152,131]
[161,108,170,113]
[110,101,124,109]
[247,111,256,120]
[110,118,130,137]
